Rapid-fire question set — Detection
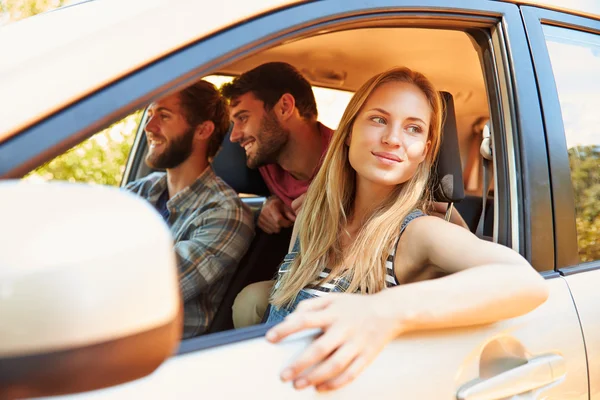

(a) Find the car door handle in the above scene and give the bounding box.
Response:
[456,353,566,400]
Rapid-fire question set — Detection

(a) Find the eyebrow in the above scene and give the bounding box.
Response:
[405,117,427,125]
[232,110,249,119]
[368,107,391,116]
[155,107,173,114]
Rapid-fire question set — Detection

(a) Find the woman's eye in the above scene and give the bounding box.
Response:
[371,116,386,125]
[407,125,422,134]
[160,114,169,121]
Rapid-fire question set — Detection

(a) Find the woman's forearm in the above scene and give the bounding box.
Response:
[375,263,549,336]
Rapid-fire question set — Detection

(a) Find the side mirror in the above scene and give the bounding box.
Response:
[0,182,181,398]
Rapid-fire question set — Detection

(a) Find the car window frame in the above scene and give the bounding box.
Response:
[113,2,555,274]
[0,0,558,352]
[521,6,600,273]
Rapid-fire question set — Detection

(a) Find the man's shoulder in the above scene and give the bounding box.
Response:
[202,171,252,213]
[125,172,165,195]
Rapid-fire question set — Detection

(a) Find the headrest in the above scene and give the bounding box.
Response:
[432,92,465,203]
[212,126,270,196]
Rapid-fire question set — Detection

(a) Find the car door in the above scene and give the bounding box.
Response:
[522,5,600,399]
[0,1,588,399]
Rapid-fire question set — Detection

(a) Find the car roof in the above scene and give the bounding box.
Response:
[0,0,298,143]
[505,0,600,20]
[0,0,597,143]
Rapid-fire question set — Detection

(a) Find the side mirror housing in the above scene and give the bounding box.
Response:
[0,182,181,398]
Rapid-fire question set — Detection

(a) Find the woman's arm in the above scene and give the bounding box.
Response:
[389,215,549,333]
[266,216,548,392]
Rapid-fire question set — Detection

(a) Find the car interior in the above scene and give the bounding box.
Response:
[126,26,497,335]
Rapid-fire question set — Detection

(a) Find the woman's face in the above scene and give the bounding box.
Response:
[348,81,432,189]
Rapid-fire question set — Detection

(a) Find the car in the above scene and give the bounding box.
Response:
[1,0,599,398]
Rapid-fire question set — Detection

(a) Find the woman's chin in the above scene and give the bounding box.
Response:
[357,172,407,190]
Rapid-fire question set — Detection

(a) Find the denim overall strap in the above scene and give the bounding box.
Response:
[262,236,301,323]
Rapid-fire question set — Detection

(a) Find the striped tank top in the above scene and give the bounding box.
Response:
[273,209,425,297]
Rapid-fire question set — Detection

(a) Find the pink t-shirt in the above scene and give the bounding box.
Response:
[259,123,334,208]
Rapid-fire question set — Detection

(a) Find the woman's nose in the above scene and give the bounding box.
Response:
[382,126,402,146]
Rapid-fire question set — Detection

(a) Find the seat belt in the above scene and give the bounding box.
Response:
[476,124,493,238]
[445,202,454,222]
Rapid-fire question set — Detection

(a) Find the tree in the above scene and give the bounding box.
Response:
[24,112,143,186]
[0,0,72,25]
[569,145,600,262]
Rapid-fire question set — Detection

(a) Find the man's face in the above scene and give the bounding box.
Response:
[229,92,289,169]
[144,94,195,169]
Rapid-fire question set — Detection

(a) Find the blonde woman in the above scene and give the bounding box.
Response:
[263,67,549,392]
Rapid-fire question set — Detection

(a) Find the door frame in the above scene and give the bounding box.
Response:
[521,6,600,273]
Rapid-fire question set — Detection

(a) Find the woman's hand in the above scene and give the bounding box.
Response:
[266,293,403,392]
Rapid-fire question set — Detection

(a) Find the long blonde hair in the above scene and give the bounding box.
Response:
[271,67,443,307]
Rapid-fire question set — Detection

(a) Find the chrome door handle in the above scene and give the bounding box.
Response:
[456,353,566,400]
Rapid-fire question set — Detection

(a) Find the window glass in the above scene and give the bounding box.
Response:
[23,111,142,186]
[544,25,600,263]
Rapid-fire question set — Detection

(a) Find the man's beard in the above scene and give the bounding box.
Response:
[247,111,290,169]
[145,127,195,170]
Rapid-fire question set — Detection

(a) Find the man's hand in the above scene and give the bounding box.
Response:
[290,193,307,216]
[258,196,295,234]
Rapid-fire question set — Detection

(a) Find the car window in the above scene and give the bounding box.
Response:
[204,75,354,129]
[543,25,600,263]
[24,111,142,185]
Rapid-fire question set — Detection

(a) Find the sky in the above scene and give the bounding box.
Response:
[544,25,600,148]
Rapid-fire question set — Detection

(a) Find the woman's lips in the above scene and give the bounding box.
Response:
[372,151,403,163]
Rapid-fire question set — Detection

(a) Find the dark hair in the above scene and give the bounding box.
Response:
[179,80,230,160]
[221,62,318,120]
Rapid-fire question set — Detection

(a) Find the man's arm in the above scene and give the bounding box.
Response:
[176,206,254,302]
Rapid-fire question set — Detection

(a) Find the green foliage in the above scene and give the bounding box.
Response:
[24,112,142,186]
[569,145,600,262]
[0,0,71,24]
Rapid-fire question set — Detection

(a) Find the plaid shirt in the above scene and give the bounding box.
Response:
[126,166,254,338]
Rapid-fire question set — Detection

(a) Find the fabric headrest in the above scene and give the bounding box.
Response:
[212,126,270,196]
[432,92,465,203]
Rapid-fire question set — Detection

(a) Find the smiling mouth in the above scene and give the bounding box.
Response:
[372,151,403,163]
[148,138,165,149]
[242,139,255,154]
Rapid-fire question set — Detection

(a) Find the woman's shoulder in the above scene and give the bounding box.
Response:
[399,209,428,236]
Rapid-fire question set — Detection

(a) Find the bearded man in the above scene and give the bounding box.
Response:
[126,80,254,338]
